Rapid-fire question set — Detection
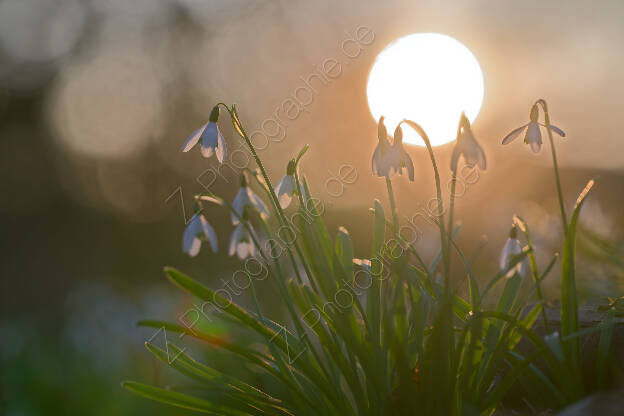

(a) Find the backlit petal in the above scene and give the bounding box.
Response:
[231,188,250,224]
[502,124,528,145]
[249,188,270,219]
[200,140,215,158]
[181,124,206,152]
[539,123,566,137]
[199,216,218,253]
[215,128,227,163]
[228,224,243,256]
[275,175,294,209]
[525,122,542,153]
[182,215,203,256]
[401,149,414,181]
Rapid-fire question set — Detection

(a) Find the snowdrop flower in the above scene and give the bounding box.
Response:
[182,212,218,257]
[181,105,227,163]
[274,160,297,209]
[228,222,256,259]
[501,104,565,153]
[371,116,394,177]
[231,174,270,224]
[499,226,526,278]
[450,112,486,171]
[371,117,414,181]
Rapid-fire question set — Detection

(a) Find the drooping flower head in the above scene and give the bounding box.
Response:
[450,112,486,172]
[371,116,414,181]
[498,225,526,278]
[182,208,218,257]
[391,124,415,181]
[228,220,256,260]
[181,105,227,162]
[231,173,270,224]
[501,103,565,153]
[274,159,297,209]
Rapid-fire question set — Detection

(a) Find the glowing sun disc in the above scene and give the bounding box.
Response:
[366,33,484,146]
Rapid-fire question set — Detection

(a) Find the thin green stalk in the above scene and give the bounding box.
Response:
[385,177,400,234]
[513,215,550,333]
[402,119,453,415]
[291,170,322,295]
[447,168,458,287]
[402,120,448,285]
[222,103,316,287]
[536,99,567,236]
[196,198,322,412]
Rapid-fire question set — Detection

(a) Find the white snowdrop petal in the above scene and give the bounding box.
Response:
[181,123,206,152]
[371,146,382,176]
[236,242,250,260]
[539,123,565,137]
[200,141,215,158]
[182,215,202,255]
[477,145,487,170]
[231,188,249,224]
[274,176,286,195]
[228,224,243,256]
[249,189,270,219]
[215,129,227,163]
[499,239,513,271]
[502,124,528,145]
[200,123,219,147]
[200,216,218,253]
[402,150,415,181]
[276,175,295,209]
[278,192,292,209]
[549,124,565,137]
[188,238,201,257]
[526,122,542,153]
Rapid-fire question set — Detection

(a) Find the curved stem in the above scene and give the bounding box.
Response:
[403,119,454,412]
[291,171,322,294]
[402,119,449,286]
[536,99,568,235]
[222,103,315,284]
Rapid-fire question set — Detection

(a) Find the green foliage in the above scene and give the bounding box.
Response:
[123,103,613,415]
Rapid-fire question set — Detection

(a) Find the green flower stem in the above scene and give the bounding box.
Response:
[447,167,458,283]
[292,170,323,295]
[402,119,454,412]
[196,198,264,320]
[513,216,550,333]
[215,193,331,387]
[403,120,449,286]
[196,197,323,410]
[536,99,568,236]
[245,168,310,287]
[256,217,337,390]
[385,177,400,234]
[220,103,314,284]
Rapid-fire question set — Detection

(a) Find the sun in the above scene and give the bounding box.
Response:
[366,33,484,147]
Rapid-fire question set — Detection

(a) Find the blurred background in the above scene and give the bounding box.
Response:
[2,0,624,414]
